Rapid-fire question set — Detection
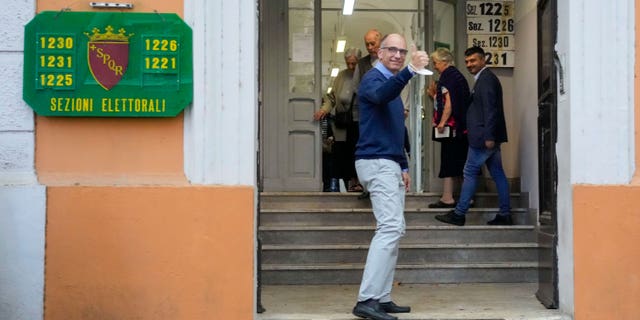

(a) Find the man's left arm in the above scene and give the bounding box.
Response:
[360,69,414,106]
[481,75,500,147]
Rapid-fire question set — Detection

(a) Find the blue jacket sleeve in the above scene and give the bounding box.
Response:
[359,67,414,106]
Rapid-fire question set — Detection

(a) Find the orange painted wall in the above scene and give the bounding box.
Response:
[45,186,254,320]
[574,186,640,320]
[36,117,186,185]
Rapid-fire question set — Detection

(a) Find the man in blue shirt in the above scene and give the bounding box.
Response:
[352,33,429,320]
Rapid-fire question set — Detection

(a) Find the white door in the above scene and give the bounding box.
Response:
[261,0,322,191]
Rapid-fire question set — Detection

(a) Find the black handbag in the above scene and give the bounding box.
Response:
[333,110,352,129]
[333,93,355,129]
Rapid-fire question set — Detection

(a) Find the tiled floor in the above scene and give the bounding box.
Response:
[257,283,571,320]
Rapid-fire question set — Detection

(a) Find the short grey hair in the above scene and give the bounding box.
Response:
[344,47,362,60]
[430,47,454,65]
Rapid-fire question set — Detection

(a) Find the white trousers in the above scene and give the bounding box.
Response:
[355,159,406,302]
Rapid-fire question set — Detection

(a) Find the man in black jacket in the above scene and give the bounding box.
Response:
[435,46,512,226]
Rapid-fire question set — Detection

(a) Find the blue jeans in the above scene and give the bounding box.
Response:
[455,145,510,215]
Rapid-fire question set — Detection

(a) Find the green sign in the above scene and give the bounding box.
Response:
[23,11,193,117]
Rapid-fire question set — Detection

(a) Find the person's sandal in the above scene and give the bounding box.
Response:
[348,183,364,192]
[428,200,456,208]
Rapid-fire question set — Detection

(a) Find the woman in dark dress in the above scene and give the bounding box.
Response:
[427,48,471,208]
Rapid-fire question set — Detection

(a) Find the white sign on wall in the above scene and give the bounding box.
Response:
[466,16,515,34]
[467,34,515,50]
[466,1,515,68]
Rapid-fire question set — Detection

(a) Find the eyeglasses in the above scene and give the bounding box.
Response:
[381,46,408,56]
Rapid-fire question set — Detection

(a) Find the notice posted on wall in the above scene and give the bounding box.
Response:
[292,33,313,63]
[466,1,515,68]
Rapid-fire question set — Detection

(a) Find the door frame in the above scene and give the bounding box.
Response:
[535,0,559,309]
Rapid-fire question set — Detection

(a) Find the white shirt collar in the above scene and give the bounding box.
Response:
[474,66,488,81]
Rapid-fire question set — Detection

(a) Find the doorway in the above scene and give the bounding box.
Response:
[259,0,490,195]
[260,0,429,193]
[257,0,560,315]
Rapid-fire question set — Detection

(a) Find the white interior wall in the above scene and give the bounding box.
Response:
[493,68,518,178]
[566,1,635,184]
[514,0,539,210]
[0,1,46,320]
[184,0,258,186]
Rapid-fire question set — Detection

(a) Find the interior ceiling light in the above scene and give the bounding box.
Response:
[327,87,333,94]
[343,0,355,15]
[330,68,340,77]
[336,39,347,53]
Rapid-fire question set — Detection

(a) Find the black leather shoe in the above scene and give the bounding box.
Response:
[352,302,397,320]
[380,301,411,313]
[435,210,465,226]
[487,213,513,225]
[428,200,456,208]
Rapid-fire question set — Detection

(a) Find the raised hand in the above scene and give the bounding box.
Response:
[409,44,429,70]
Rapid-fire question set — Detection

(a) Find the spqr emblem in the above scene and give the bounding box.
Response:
[85,26,133,90]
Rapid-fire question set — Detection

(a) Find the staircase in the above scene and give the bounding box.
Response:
[259,192,537,285]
